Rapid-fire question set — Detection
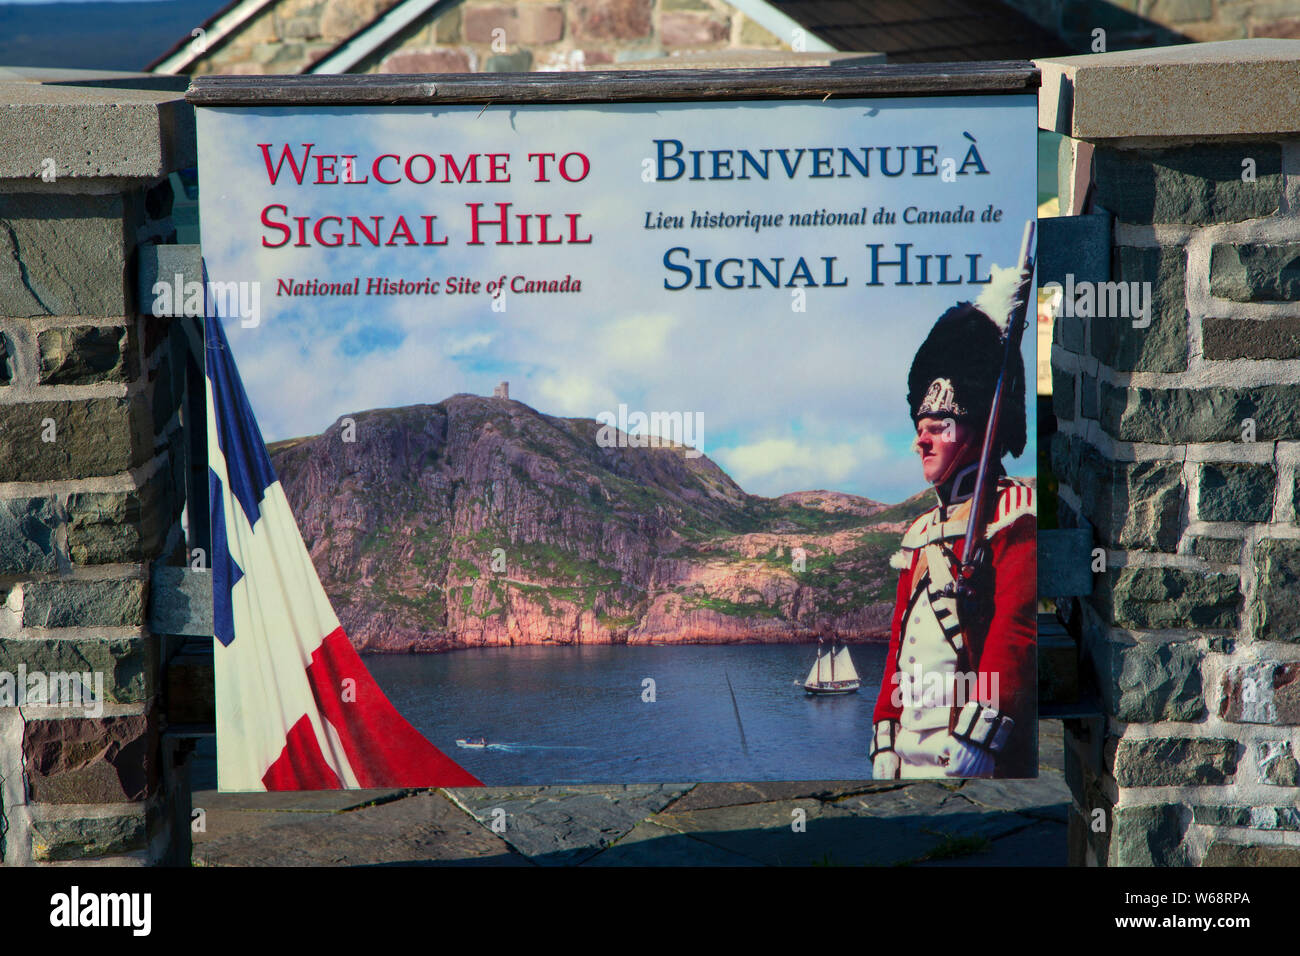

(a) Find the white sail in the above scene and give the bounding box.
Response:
[818,651,835,684]
[805,653,823,686]
[833,646,860,682]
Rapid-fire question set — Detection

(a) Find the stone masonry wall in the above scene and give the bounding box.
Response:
[0,74,194,864]
[1052,138,1300,865]
[189,0,787,75]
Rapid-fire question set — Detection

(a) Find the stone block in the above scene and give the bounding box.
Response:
[378,48,473,73]
[1092,144,1281,224]
[1080,371,1098,419]
[1089,246,1187,372]
[0,497,60,574]
[1210,242,1300,302]
[434,4,462,43]
[1104,639,1204,722]
[485,51,533,72]
[0,396,153,481]
[23,714,157,803]
[1072,445,1183,552]
[1051,311,1085,353]
[66,475,168,567]
[1190,536,1242,564]
[1204,843,1300,865]
[1219,661,1300,724]
[1108,804,1189,866]
[0,193,130,318]
[1197,462,1275,522]
[1256,740,1300,785]
[1113,737,1237,786]
[1100,383,1300,443]
[21,578,146,629]
[1097,566,1239,630]
[37,325,134,385]
[1203,315,1300,359]
[1050,431,1080,490]
[1193,804,1300,829]
[321,0,390,40]
[30,809,148,861]
[1053,369,1076,421]
[660,11,730,47]
[517,4,564,44]
[464,5,515,43]
[572,0,652,40]
[1253,539,1300,642]
[0,635,154,703]
[281,16,320,40]
[0,81,194,178]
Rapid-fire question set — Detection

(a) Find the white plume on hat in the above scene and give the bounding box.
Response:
[974,263,1025,333]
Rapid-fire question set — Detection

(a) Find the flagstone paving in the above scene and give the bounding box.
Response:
[190,721,1070,867]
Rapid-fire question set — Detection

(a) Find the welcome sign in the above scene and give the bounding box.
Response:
[193,68,1039,789]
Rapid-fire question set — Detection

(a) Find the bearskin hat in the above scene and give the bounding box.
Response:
[907,301,1026,460]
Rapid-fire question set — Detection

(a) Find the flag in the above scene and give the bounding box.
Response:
[205,313,480,790]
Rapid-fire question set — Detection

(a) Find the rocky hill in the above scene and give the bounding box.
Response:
[268,394,936,653]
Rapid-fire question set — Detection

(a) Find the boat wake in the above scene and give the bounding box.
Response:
[459,742,596,753]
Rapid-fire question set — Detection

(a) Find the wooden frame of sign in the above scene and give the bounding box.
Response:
[185,61,1039,107]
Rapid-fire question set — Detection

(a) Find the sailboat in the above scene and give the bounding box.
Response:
[802,638,861,695]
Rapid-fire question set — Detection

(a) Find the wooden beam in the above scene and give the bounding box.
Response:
[187,61,1039,107]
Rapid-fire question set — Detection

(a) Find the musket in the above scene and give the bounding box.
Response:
[949,220,1037,620]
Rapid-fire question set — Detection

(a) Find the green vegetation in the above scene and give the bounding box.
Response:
[681,592,782,619]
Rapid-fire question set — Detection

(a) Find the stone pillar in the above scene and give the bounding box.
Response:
[1040,40,1300,866]
[0,69,194,863]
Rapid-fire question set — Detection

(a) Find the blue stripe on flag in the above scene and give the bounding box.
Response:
[209,468,243,647]
[204,314,277,527]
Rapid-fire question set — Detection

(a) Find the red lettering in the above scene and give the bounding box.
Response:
[528,152,555,181]
[442,154,479,183]
[314,154,338,184]
[258,143,314,185]
[314,215,344,247]
[466,202,512,245]
[421,215,449,246]
[260,203,291,248]
[405,154,436,184]
[340,155,368,184]
[487,153,510,183]
[348,216,381,246]
[567,213,592,243]
[559,152,589,182]
[373,154,401,184]
[386,216,417,247]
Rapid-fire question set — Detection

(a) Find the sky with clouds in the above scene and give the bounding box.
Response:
[197,95,1037,503]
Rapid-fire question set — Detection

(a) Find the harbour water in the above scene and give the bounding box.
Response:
[366,642,890,784]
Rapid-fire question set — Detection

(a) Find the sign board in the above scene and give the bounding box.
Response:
[191,66,1040,788]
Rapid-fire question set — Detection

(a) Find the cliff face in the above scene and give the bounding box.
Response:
[269,394,933,653]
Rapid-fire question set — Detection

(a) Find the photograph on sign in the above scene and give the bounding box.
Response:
[195,91,1039,789]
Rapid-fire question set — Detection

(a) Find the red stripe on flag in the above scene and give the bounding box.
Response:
[306,627,482,787]
[262,713,344,790]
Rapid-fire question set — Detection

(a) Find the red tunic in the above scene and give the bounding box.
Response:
[873,479,1037,773]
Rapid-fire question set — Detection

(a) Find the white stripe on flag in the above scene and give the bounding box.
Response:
[207,376,359,790]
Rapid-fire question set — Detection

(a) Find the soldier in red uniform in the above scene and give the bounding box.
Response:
[869,302,1037,779]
